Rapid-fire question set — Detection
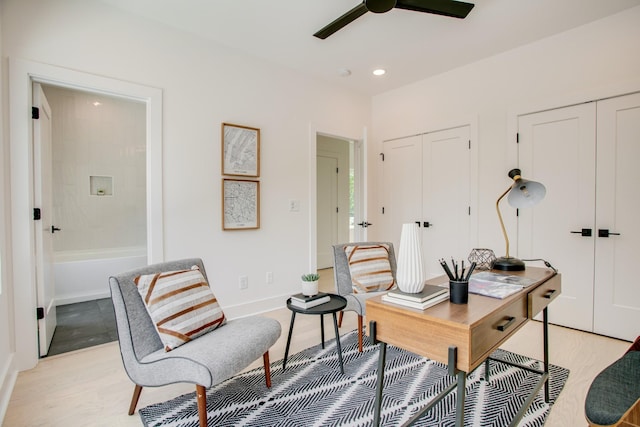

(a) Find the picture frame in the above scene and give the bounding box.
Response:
[221,122,260,177]
[222,178,260,230]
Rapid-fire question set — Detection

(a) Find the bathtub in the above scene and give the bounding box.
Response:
[54,247,147,305]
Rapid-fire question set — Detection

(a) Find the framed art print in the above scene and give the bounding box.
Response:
[222,123,260,177]
[222,178,260,230]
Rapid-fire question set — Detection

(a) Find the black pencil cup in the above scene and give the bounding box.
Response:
[449,280,469,304]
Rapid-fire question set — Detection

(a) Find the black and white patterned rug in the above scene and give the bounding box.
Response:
[139,330,569,426]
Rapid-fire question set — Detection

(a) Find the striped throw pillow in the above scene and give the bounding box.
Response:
[135,266,226,351]
[345,244,396,293]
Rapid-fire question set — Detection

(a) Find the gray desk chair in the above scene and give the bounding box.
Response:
[585,336,640,426]
[332,242,397,352]
[109,258,281,427]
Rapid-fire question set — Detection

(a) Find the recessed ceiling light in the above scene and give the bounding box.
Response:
[373,69,386,76]
[92,101,102,107]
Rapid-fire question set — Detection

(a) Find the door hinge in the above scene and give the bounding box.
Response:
[382,207,385,214]
[468,206,471,215]
[32,107,40,119]
[468,140,471,150]
[33,208,42,220]
[336,167,339,174]
[336,207,339,213]
[516,133,520,143]
[380,153,385,161]
[36,307,44,320]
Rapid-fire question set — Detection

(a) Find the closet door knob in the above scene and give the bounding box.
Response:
[598,229,620,238]
[570,228,592,237]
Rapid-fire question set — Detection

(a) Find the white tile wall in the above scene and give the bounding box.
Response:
[43,85,147,254]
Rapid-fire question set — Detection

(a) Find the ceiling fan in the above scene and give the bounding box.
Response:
[314,0,475,39]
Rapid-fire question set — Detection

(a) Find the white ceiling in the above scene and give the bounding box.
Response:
[99,0,640,96]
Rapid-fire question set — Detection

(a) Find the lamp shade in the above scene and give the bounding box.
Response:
[507,178,546,208]
[396,223,425,293]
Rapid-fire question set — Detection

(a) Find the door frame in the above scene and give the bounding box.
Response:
[308,123,367,273]
[9,58,163,371]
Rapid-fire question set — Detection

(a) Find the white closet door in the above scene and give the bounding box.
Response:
[422,126,471,278]
[518,103,596,332]
[382,135,423,252]
[594,93,640,341]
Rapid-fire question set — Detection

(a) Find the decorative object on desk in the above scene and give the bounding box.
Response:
[300,273,320,296]
[494,168,546,271]
[468,248,497,270]
[396,223,425,293]
[139,330,569,427]
[289,291,330,309]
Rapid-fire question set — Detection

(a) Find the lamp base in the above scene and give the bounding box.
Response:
[493,256,526,271]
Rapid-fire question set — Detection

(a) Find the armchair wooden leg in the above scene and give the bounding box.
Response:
[196,384,207,427]
[338,311,344,327]
[357,315,364,353]
[128,384,143,415]
[263,351,272,388]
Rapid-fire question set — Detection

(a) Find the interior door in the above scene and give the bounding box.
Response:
[382,135,422,252]
[422,126,471,278]
[593,93,640,341]
[317,154,339,268]
[518,103,597,332]
[33,83,57,357]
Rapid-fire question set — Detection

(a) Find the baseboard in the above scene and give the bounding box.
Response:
[55,290,111,306]
[0,354,17,425]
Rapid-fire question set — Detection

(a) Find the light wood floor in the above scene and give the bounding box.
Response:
[4,269,631,426]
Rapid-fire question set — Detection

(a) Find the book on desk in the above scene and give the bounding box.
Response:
[382,284,449,310]
[290,292,331,309]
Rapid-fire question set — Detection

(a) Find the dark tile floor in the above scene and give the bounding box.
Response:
[46,298,118,357]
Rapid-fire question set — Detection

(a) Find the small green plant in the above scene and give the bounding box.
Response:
[301,273,320,282]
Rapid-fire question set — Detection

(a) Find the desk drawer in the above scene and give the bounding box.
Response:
[471,298,527,367]
[528,274,561,317]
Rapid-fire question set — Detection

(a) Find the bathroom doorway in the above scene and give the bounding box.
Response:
[41,84,148,356]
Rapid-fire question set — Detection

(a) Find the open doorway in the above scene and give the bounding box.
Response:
[9,59,163,371]
[40,84,148,356]
[316,134,365,270]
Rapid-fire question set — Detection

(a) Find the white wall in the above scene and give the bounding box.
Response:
[0,8,18,422]
[368,6,640,257]
[0,0,370,386]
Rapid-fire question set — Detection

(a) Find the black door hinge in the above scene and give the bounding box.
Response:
[32,107,40,119]
[516,133,520,143]
[36,307,45,320]
[34,208,42,220]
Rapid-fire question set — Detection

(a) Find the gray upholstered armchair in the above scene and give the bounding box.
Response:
[332,242,397,352]
[109,258,282,427]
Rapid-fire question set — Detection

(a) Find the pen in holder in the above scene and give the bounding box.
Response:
[439,257,475,305]
[449,280,469,304]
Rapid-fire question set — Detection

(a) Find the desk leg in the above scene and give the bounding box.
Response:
[320,314,325,349]
[332,313,344,374]
[373,342,387,427]
[543,306,550,403]
[283,311,296,370]
[455,370,466,427]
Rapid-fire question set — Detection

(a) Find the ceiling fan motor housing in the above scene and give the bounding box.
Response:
[366,0,397,13]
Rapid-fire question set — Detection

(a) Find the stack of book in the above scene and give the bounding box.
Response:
[289,292,331,309]
[381,285,449,310]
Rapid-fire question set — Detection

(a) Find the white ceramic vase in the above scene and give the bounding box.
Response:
[301,280,319,296]
[396,223,426,293]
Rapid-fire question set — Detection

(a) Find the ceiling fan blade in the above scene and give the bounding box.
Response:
[395,0,474,19]
[314,3,369,39]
